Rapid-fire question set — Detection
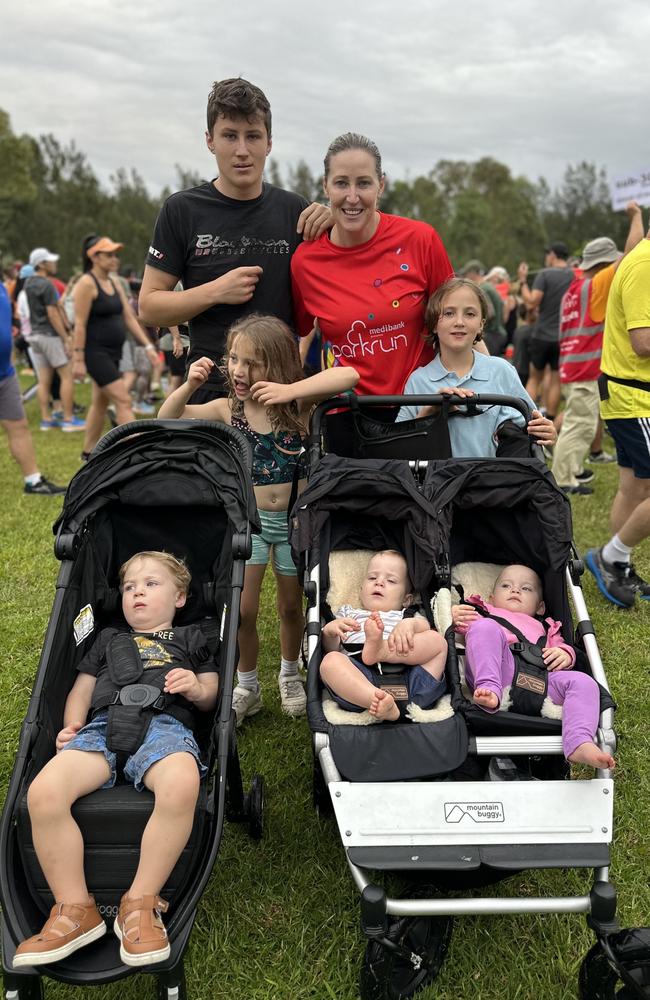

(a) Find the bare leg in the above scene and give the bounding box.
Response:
[27,750,111,902]
[609,468,650,542]
[102,376,136,426]
[1,417,39,476]
[320,650,399,720]
[57,364,75,422]
[127,754,200,897]
[274,571,304,662]
[361,613,447,678]
[36,364,54,422]
[237,563,266,675]
[525,365,543,407]
[82,382,109,453]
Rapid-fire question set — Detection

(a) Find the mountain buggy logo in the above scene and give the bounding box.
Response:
[444,801,505,823]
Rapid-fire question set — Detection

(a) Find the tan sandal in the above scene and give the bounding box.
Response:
[114,893,170,967]
[13,898,105,967]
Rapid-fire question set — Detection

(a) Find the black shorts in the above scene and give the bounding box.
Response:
[528,338,559,372]
[163,348,188,378]
[85,344,123,387]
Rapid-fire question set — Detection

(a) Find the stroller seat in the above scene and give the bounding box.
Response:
[1,420,263,997]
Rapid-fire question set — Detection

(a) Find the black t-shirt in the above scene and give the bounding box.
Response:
[78,625,217,731]
[532,266,575,342]
[146,181,309,389]
[24,275,58,336]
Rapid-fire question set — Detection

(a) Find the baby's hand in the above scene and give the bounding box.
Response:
[56,721,83,752]
[250,380,292,406]
[527,410,557,446]
[387,617,417,655]
[451,604,479,632]
[164,668,202,701]
[187,357,214,390]
[322,618,357,642]
[542,647,572,671]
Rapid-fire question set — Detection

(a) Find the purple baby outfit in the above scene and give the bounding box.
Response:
[459,597,599,759]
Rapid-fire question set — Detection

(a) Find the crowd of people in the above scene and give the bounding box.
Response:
[2,74,649,970]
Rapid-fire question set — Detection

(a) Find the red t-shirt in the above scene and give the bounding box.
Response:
[291,213,453,395]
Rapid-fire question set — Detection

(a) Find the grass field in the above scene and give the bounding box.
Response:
[1,379,648,1000]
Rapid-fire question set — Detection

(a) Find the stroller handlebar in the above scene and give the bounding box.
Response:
[91,418,253,469]
[310,393,534,436]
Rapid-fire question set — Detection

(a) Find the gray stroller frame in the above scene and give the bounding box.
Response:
[294,395,631,1000]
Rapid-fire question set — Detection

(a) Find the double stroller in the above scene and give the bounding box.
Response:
[0,419,264,999]
[291,394,649,1000]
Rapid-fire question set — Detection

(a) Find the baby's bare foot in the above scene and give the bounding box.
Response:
[568,742,615,769]
[473,687,499,710]
[369,688,400,722]
[362,612,386,665]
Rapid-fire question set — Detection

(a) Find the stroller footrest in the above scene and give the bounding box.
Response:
[330,778,614,848]
[346,842,610,872]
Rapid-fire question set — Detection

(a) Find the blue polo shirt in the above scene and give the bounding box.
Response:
[0,284,15,380]
[396,351,536,458]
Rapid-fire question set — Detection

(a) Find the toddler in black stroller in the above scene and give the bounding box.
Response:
[1,419,263,1000]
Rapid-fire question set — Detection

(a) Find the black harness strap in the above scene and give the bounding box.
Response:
[466,603,549,716]
[95,632,206,770]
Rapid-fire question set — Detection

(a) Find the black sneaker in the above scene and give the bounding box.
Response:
[585,548,635,609]
[24,476,66,496]
[560,484,594,496]
[628,563,650,600]
[575,468,595,484]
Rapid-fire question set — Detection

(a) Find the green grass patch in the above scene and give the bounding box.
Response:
[1,383,649,999]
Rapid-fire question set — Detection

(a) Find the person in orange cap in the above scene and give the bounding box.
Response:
[72,234,155,457]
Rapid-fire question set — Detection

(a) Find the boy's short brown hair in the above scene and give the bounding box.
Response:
[206,77,272,137]
[119,551,191,595]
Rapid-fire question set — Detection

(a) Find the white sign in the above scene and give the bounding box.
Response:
[610,168,650,211]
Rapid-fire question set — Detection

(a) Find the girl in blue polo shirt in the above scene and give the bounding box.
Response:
[397,278,556,457]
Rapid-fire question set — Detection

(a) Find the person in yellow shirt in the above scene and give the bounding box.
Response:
[552,202,644,493]
[585,211,650,608]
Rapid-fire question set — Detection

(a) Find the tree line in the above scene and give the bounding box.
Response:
[0,108,631,280]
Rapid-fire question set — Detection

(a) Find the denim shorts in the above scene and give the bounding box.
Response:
[248,508,296,576]
[61,711,206,791]
[328,654,447,713]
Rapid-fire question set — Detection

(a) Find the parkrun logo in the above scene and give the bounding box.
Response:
[331,320,408,360]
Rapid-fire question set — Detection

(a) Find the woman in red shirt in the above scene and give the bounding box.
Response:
[291,132,454,397]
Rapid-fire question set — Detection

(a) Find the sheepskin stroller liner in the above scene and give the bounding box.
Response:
[292,398,619,999]
[290,453,469,784]
[0,420,263,999]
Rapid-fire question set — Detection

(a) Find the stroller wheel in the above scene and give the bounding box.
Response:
[156,965,187,1000]
[247,774,264,840]
[359,909,453,1000]
[579,931,650,999]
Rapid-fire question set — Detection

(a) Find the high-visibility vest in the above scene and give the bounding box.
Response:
[558,276,603,383]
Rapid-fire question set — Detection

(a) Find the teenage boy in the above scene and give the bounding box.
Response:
[139,78,331,402]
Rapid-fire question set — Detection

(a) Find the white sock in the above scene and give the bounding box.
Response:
[279,657,301,679]
[602,534,631,566]
[237,669,259,691]
[24,473,41,486]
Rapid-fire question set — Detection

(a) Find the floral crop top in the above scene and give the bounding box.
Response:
[231,409,305,487]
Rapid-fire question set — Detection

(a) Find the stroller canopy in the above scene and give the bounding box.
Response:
[289,454,446,596]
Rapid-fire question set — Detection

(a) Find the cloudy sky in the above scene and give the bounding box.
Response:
[1,0,648,199]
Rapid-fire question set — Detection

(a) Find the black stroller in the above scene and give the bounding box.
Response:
[290,395,648,1000]
[0,420,264,1000]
